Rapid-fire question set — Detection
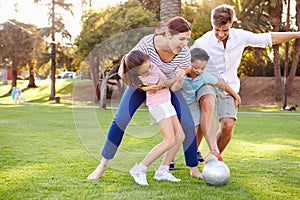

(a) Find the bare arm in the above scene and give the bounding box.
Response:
[271,32,300,44]
[215,80,241,108]
[140,77,177,92]
[171,67,186,91]
[170,76,183,91]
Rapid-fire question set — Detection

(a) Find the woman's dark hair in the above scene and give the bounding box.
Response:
[167,16,192,35]
[122,50,149,87]
[190,48,210,62]
[156,16,191,36]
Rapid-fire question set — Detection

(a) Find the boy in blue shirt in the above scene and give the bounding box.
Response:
[182,48,241,163]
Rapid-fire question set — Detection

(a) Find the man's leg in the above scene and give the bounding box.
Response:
[199,94,218,151]
[217,118,235,153]
[216,91,237,154]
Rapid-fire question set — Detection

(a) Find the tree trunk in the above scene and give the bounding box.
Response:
[273,44,282,101]
[49,39,56,100]
[288,0,300,86]
[255,48,266,76]
[288,39,300,85]
[283,0,291,109]
[49,0,56,100]
[268,0,283,101]
[99,76,108,109]
[12,59,18,88]
[27,61,37,88]
[160,0,181,28]
[88,52,99,101]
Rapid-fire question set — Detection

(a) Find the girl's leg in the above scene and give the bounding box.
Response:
[88,87,145,180]
[130,117,179,185]
[160,115,185,166]
[141,117,177,167]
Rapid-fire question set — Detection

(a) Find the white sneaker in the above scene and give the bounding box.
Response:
[129,164,148,186]
[154,169,181,182]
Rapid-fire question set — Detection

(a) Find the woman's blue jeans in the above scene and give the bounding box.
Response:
[101,86,198,167]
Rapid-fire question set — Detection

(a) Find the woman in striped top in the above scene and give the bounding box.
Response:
[88,16,202,180]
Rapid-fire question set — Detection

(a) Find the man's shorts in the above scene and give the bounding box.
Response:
[149,101,177,122]
[196,84,237,121]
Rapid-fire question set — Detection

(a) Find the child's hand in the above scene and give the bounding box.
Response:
[182,92,187,100]
[184,64,192,75]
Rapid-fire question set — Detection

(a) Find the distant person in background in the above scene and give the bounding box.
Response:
[191,4,300,155]
[11,87,17,104]
[14,87,22,104]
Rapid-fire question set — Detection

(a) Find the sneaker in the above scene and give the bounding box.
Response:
[204,152,218,164]
[197,151,205,165]
[169,161,176,171]
[204,151,223,163]
[211,150,223,162]
[129,164,148,186]
[154,169,181,182]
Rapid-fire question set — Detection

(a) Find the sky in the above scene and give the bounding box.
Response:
[0,0,297,39]
[0,0,123,39]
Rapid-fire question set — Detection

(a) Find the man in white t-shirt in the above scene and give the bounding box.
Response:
[191,4,300,155]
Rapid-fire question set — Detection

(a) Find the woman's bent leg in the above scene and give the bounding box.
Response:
[88,87,146,180]
[171,90,198,167]
[102,87,146,159]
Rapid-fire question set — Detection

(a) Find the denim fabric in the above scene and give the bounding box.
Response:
[102,87,198,167]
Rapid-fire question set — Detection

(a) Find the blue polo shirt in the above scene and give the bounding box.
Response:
[182,72,218,104]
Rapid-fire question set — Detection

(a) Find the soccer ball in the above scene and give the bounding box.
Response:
[202,160,230,186]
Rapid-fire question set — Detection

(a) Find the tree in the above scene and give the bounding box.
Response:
[75,0,158,108]
[288,0,300,87]
[283,0,291,109]
[0,20,34,91]
[268,0,283,101]
[160,0,181,28]
[34,0,73,100]
[138,0,160,20]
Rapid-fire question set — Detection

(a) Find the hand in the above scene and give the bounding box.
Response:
[235,94,241,108]
[141,85,161,92]
[182,92,187,100]
[175,66,185,82]
[157,78,165,89]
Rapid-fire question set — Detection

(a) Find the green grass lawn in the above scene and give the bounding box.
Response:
[0,80,300,199]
